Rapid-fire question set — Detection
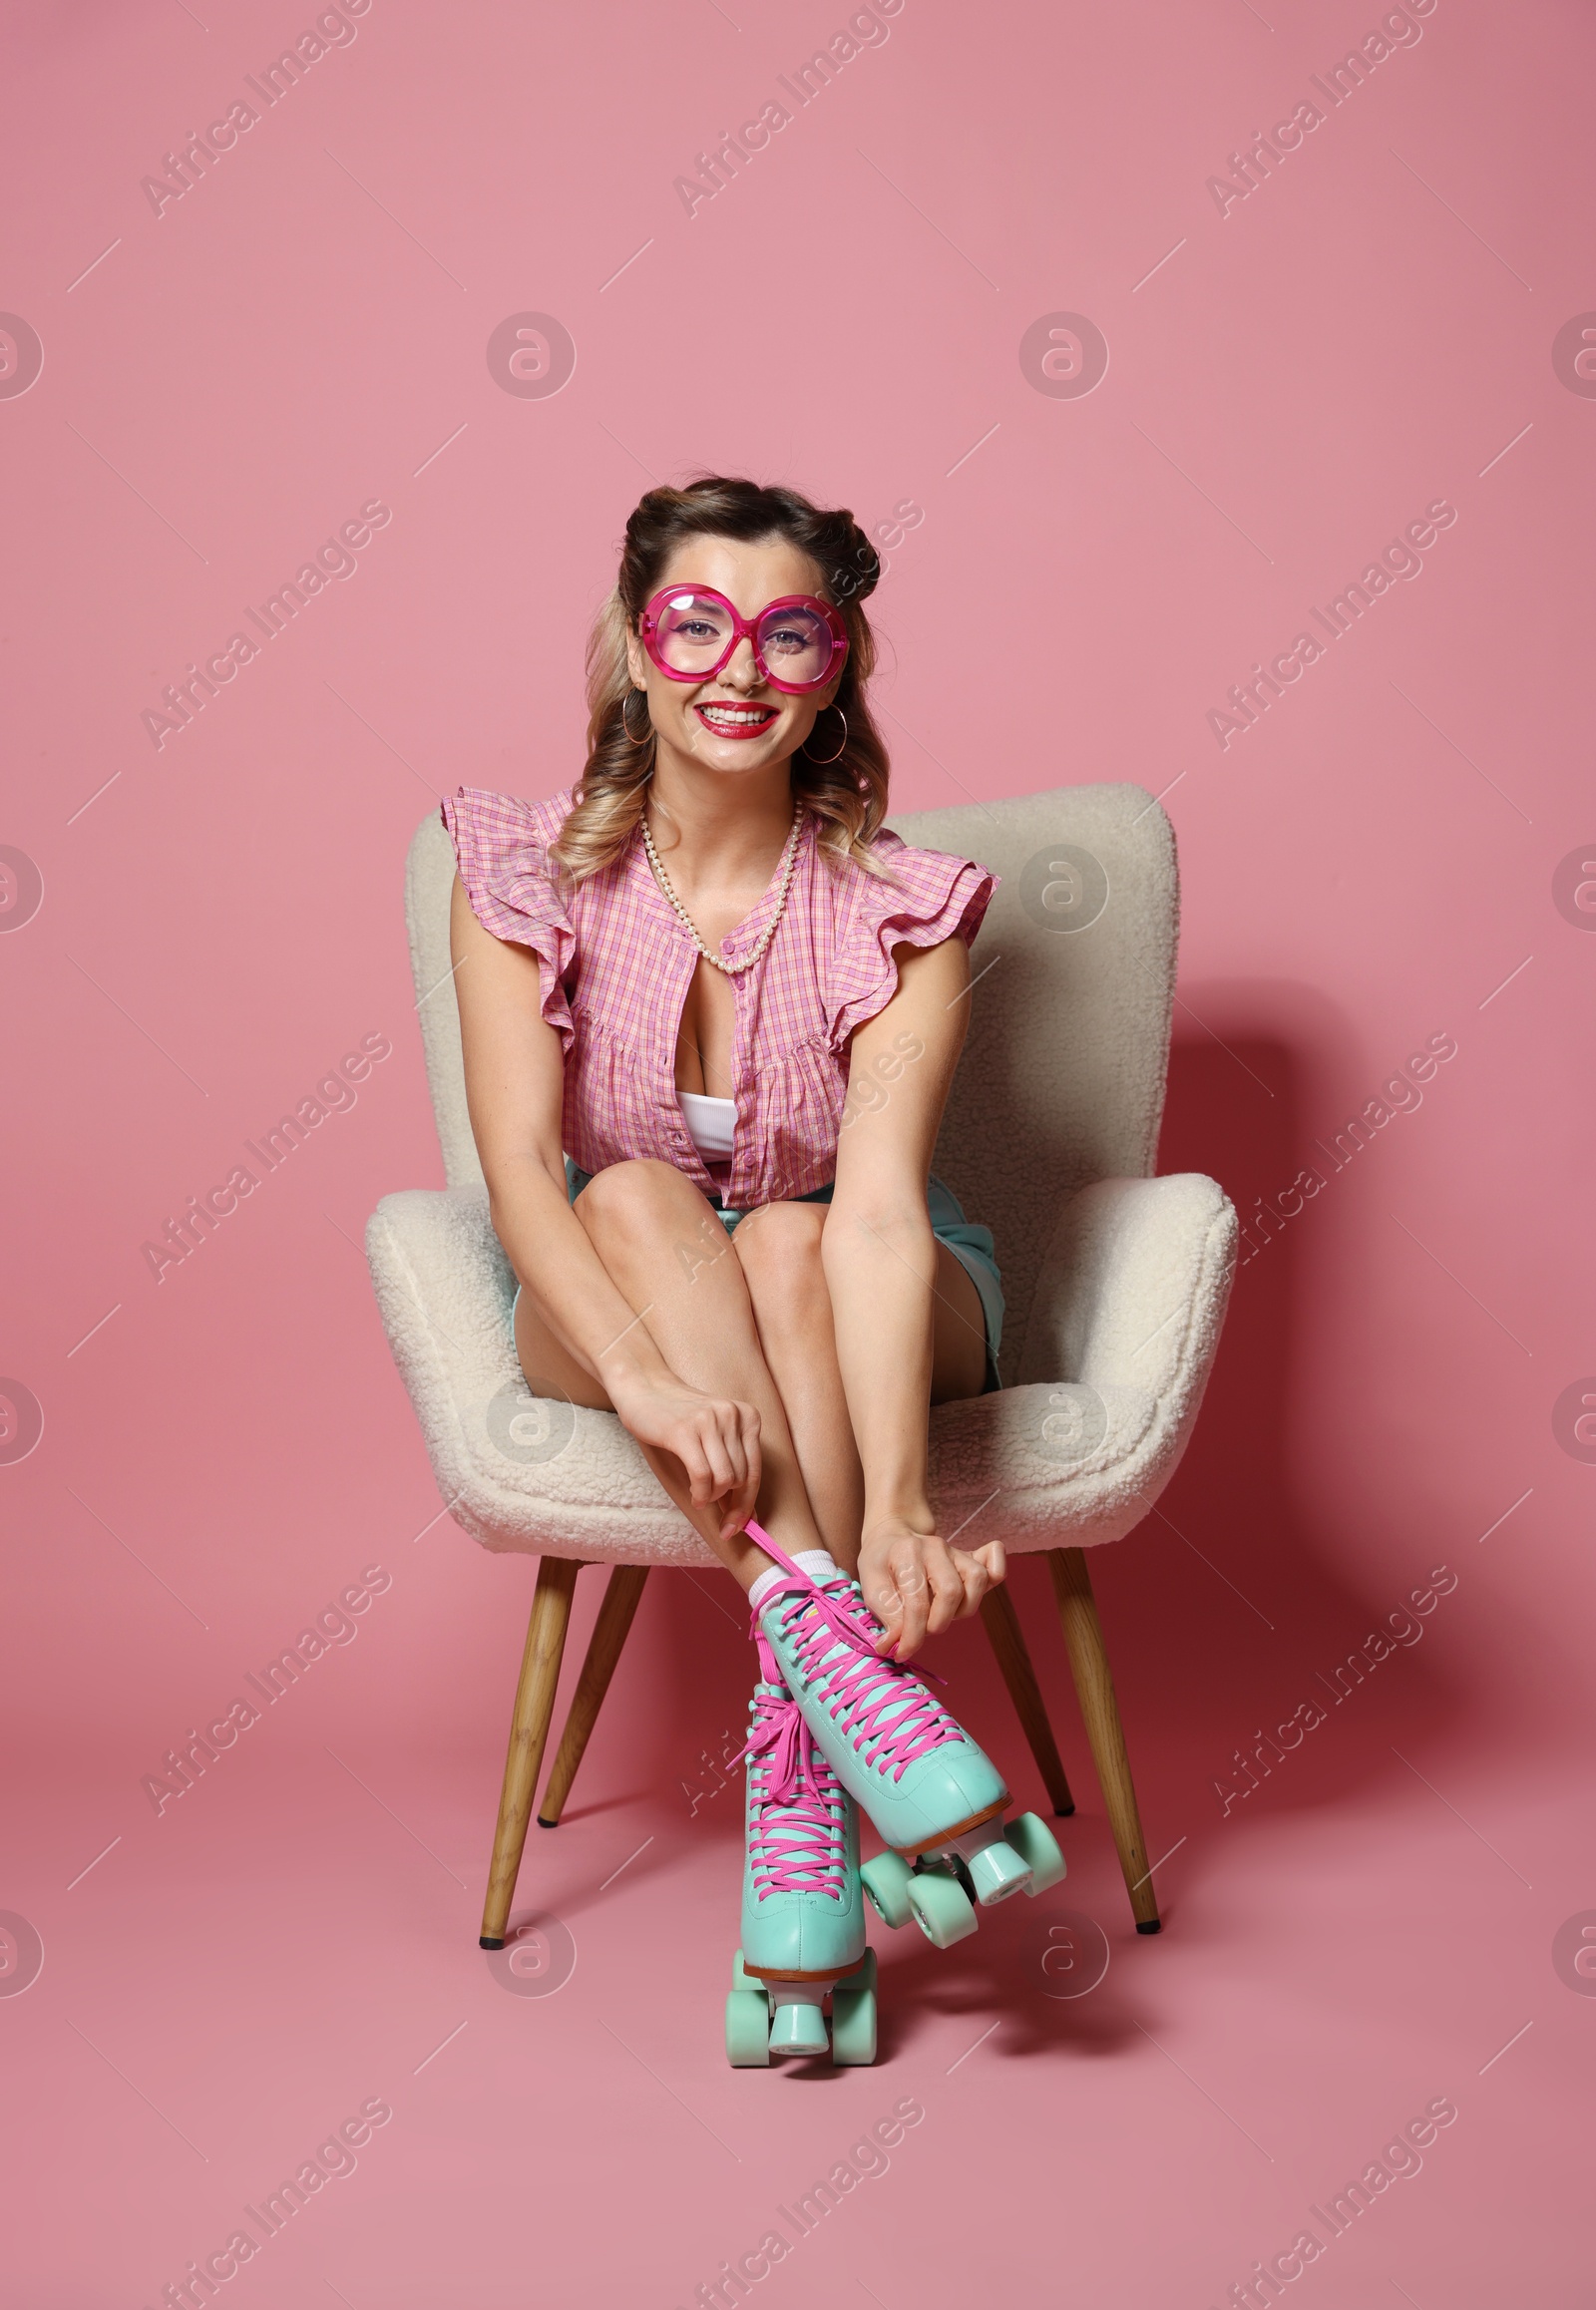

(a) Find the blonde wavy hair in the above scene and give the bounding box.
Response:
[553,477,892,888]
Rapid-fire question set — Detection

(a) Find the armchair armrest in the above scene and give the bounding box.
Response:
[1018,1173,1237,1402]
[364,1185,709,1562]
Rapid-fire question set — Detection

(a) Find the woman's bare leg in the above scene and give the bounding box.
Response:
[732,1200,989,1574]
[514,1282,614,1410]
[731,1204,861,1564]
[513,1159,829,1591]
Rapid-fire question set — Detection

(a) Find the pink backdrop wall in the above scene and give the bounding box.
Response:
[3,1,1591,2303]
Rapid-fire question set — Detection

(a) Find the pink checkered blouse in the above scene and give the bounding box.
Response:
[443,786,998,1212]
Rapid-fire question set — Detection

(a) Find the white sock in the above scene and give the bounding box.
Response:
[747,1547,841,1616]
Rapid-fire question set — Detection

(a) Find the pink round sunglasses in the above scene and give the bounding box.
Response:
[638,585,848,694]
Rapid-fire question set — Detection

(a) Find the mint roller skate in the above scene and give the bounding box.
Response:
[724,1647,877,2068]
[743,1523,1065,1951]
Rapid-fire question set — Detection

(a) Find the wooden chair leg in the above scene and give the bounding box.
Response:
[480,1556,582,1948]
[980,1583,1075,1817]
[1047,1547,1162,1933]
[537,1565,650,1828]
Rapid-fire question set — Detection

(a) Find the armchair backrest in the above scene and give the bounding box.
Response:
[404,782,1178,1382]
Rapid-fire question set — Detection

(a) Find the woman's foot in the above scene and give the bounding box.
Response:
[726,1642,875,2065]
[742,1523,1065,1945]
[745,1525,1010,1856]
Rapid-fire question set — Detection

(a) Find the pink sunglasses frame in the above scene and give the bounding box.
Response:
[637,585,849,695]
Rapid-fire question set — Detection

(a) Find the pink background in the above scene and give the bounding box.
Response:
[3,0,1592,2301]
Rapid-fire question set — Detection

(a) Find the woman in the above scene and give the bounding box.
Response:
[446,477,1061,2064]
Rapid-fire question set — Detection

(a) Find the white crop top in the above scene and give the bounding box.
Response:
[678,1090,736,1162]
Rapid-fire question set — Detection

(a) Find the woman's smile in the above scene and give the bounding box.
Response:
[693,699,780,739]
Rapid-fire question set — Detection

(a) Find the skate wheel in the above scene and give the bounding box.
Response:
[1005,1813,1067,1894]
[830,1977,877,2066]
[861,1850,914,1928]
[725,1988,772,2067]
[906,1869,978,1948]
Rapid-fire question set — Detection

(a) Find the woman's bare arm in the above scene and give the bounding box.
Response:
[822,934,1004,1655]
[450,876,761,1539]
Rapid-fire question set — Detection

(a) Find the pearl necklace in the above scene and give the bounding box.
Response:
[639,803,804,976]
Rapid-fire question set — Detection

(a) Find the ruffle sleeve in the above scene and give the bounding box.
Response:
[440,786,577,1052]
[824,828,998,1050]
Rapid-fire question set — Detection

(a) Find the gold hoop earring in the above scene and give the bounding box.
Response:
[621,688,653,747]
[801,705,847,765]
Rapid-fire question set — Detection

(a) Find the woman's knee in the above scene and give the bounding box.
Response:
[575,1158,695,1241]
[734,1201,828,1304]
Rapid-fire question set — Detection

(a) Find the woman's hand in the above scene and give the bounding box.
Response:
[605,1372,762,1546]
[856,1515,1005,1662]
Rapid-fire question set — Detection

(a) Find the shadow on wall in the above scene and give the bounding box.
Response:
[1086,1004,1530,1873]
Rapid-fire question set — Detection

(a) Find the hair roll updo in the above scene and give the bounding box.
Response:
[553,476,892,887]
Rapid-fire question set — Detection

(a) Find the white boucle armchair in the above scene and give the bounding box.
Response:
[366,784,1237,1946]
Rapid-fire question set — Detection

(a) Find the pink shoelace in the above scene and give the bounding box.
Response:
[735,1633,848,1901]
[742,1521,963,1787]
